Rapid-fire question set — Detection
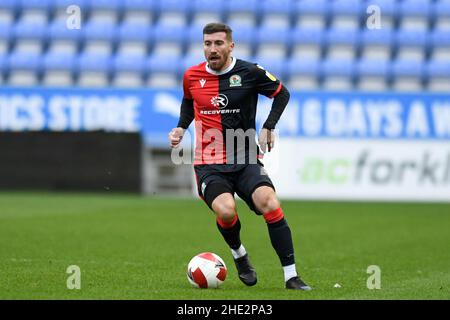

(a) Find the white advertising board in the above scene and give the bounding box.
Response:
[262,139,450,202]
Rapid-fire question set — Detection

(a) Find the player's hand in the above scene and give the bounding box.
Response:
[168,127,185,148]
[258,128,275,153]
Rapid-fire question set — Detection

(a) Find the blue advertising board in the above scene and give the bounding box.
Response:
[1,87,449,147]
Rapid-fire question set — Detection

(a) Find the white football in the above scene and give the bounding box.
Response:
[187,252,227,289]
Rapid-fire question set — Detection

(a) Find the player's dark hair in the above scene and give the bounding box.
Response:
[203,23,233,41]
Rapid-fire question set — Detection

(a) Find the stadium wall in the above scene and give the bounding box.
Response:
[0,87,449,201]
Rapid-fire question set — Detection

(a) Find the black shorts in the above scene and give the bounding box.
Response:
[194,163,275,215]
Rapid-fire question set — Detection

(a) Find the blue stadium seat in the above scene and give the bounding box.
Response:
[356,58,390,91]
[0,0,18,12]
[321,58,355,90]
[48,19,82,42]
[42,52,76,86]
[232,25,257,47]
[113,53,146,87]
[331,0,362,16]
[391,59,424,78]
[0,53,7,72]
[366,0,397,17]
[122,0,155,24]
[192,0,226,18]
[286,58,320,77]
[146,54,181,88]
[54,0,87,8]
[88,0,121,24]
[252,57,286,81]
[365,0,398,29]
[179,55,204,75]
[226,0,258,27]
[148,55,181,74]
[114,54,146,73]
[326,28,359,46]
[321,59,355,77]
[325,28,359,59]
[433,0,450,30]
[291,28,324,46]
[293,0,328,16]
[259,0,294,27]
[229,25,257,58]
[158,0,190,13]
[0,21,13,42]
[226,0,258,14]
[330,0,362,28]
[186,24,204,45]
[7,51,42,86]
[123,0,156,11]
[399,0,431,30]
[290,27,324,59]
[255,26,290,58]
[395,29,428,47]
[8,51,42,71]
[13,20,48,41]
[427,60,450,78]
[19,0,52,10]
[360,28,394,60]
[391,59,425,91]
[356,59,389,77]
[434,0,450,18]
[426,59,450,91]
[285,57,320,89]
[400,0,432,17]
[360,28,394,46]
[260,0,293,14]
[152,24,187,50]
[118,22,152,42]
[430,29,450,60]
[77,53,112,72]
[185,24,205,59]
[431,29,450,47]
[89,0,121,11]
[153,24,188,43]
[82,21,117,42]
[77,52,112,87]
[43,52,76,71]
[256,26,291,43]
[157,0,191,26]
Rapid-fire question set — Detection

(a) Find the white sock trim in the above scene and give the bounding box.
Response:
[231,244,247,259]
[283,264,298,282]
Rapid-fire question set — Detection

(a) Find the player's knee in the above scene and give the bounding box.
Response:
[255,190,280,214]
[214,200,237,222]
[261,196,280,213]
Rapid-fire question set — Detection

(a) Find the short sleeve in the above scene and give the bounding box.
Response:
[183,70,192,100]
[252,64,283,98]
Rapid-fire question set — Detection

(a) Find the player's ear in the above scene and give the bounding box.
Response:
[230,41,234,51]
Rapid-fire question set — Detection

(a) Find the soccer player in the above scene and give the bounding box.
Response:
[169,23,311,290]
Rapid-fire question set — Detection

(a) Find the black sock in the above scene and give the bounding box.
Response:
[267,218,295,266]
[216,218,242,250]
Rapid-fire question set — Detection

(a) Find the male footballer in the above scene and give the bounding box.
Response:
[169,22,311,290]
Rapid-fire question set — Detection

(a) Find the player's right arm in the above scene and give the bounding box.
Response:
[169,71,194,148]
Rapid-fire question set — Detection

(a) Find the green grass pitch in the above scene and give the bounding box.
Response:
[0,192,449,299]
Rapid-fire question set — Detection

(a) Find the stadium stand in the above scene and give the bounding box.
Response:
[0,0,449,91]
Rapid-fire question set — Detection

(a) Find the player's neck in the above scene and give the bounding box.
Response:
[219,56,233,72]
[206,56,235,75]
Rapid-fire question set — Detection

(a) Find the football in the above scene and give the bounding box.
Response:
[187,252,227,289]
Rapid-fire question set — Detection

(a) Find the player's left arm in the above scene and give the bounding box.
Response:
[253,64,290,152]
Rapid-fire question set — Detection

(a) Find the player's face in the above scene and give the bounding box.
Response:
[203,32,234,71]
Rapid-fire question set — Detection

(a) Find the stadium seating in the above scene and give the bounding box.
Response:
[0,0,448,91]
[426,59,450,91]
[356,58,390,91]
